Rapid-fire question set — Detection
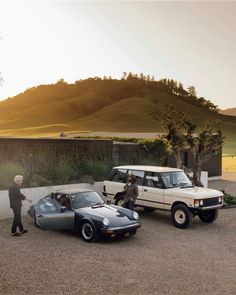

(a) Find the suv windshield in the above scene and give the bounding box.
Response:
[160,171,192,188]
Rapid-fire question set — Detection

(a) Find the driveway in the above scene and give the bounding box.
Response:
[0,208,235,295]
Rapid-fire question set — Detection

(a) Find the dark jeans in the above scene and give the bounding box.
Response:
[123,200,135,210]
[11,207,24,234]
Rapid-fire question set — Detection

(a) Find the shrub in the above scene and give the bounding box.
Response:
[54,160,77,184]
[0,162,26,189]
[222,190,236,206]
[79,175,94,185]
[84,160,109,181]
[30,174,52,187]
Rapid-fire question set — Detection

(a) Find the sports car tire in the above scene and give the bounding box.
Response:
[198,209,218,223]
[80,221,96,242]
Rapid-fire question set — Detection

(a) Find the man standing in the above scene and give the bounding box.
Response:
[9,175,32,237]
[123,174,138,210]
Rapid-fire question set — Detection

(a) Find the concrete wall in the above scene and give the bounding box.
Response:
[0,182,103,221]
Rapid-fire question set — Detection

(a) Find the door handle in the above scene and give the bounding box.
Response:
[144,189,148,192]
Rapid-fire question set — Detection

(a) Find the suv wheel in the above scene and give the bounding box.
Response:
[198,209,218,223]
[171,204,193,229]
[115,195,124,207]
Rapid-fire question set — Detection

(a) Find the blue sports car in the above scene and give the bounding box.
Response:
[28,188,141,242]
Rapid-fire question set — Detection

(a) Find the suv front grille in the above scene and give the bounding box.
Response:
[202,197,219,207]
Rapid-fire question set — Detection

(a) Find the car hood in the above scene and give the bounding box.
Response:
[74,205,136,227]
[165,186,223,199]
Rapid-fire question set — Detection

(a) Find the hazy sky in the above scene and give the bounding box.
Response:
[0,0,235,109]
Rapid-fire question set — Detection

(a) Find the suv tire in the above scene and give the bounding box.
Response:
[115,195,125,207]
[171,204,193,229]
[198,209,218,223]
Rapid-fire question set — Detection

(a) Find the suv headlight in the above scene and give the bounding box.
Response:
[133,212,139,220]
[103,217,110,227]
[199,200,204,206]
[218,197,223,203]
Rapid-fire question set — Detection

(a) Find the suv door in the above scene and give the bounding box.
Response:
[104,168,128,199]
[140,172,164,209]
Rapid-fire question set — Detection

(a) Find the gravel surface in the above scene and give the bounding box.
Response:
[0,208,235,295]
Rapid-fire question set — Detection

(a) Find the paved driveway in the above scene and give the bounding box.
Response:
[0,208,235,295]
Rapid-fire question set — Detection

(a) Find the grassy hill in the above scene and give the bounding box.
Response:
[221,108,236,117]
[0,77,235,155]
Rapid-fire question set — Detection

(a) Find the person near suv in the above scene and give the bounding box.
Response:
[123,174,138,210]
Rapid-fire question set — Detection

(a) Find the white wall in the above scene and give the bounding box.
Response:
[0,182,103,221]
[188,171,208,188]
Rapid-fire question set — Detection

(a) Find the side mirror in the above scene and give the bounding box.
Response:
[107,199,111,205]
[61,206,67,212]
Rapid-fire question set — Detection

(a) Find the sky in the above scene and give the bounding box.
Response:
[0,0,235,109]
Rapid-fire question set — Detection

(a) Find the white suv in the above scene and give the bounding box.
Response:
[103,165,224,229]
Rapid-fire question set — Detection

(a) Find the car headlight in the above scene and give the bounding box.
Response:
[103,217,110,227]
[133,212,139,220]
[218,197,223,203]
[199,200,204,206]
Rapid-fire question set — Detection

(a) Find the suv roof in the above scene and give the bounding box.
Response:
[114,165,182,173]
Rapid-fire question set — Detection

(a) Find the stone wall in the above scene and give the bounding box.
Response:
[0,138,113,182]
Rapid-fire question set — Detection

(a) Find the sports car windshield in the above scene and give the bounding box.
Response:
[70,191,104,209]
[160,171,193,188]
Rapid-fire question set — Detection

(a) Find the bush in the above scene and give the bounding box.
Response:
[84,160,109,181]
[0,162,26,189]
[222,190,236,206]
[79,175,94,185]
[54,160,77,184]
[30,174,52,187]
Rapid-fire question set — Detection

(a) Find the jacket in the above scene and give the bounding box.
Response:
[124,183,138,204]
[9,183,26,209]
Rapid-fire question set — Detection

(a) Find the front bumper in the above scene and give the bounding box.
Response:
[99,222,141,239]
[194,204,223,211]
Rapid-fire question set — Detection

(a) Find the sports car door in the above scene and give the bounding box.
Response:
[35,198,75,230]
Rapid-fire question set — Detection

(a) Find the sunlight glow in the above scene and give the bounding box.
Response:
[0,0,235,108]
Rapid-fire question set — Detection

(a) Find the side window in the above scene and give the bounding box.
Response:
[111,169,127,183]
[144,172,163,188]
[161,174,173,188]
[38,198,57,213]
[128,170,144,186]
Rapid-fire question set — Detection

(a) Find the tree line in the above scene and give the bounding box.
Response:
[120,72,219,113]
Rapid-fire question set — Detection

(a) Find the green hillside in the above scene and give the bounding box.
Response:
[0,77,235,155]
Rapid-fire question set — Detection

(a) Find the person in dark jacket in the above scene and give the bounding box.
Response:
[9,175,32,236]
[123,174,138,210]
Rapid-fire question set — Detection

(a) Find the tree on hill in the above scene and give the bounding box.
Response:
[187,86,197,97]
[155,105,224,186]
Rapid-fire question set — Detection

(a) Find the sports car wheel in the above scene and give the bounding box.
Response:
[171,204,193,229]
[80,222,96,242]
[198,209,218,223]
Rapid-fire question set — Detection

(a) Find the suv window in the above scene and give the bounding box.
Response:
[160,171,192,188]
[111,169,127,183]
[128,170,145,186]
[144,172,163,188]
